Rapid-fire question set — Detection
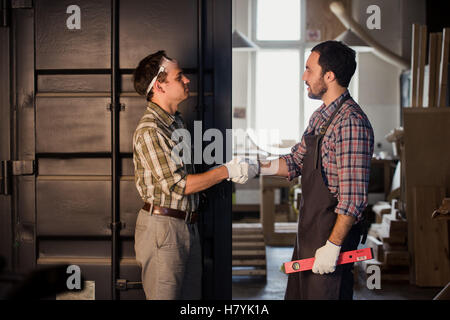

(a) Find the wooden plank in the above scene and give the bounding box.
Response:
[438,28,450,107]
[410,24,420,107]
[369,223,406,245]
[383,242,408,252]
[232,234,264,241]
[232,227,263,235]
[360,259,410,282]
[232,259,266,266]
[417,25,428,107]
[232,269,266,276]
[232,204,259,212]
[366,235,384,262]
[382,214,408,235]
[261,180,275,239]
[428,33,438,107]
[434,33,443,107]
[413,186,450,287]
[372,201,391,216]
[403,108,450,285]
[232,222,262,229]
[232,250,266,258]
[384,250,410,266]
[264,232,296,247]
[274,222,297,233]
[260,175,297,189]
[232,242,265,250]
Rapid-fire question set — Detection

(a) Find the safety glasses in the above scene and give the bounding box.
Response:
[145,57,173,96]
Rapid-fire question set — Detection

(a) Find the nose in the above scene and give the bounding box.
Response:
[302,71,307,82]
[183,75,190,84]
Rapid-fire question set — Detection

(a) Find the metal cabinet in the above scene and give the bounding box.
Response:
[0,0,231,300]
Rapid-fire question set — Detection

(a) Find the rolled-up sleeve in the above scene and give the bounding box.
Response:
[281,141,304,181]
[135,129,187,200]
[281,123,313,181]
[334,114,374,222]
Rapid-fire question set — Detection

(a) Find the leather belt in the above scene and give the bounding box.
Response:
[142,203,198,224]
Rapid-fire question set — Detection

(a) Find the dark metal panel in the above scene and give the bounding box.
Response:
[121,158,134,176]
[119,238,136,258]
[38,239,110,258]
[118,97,146,154]
[70,264,112,300]
[36,0,111,69]
[200,0,232,299]
[119,0,198,69]
[121,73,200,94]
[37,74,111,93]
[36,97,111,153]
[16,176,36,273]
[36,180,111,236]
[0,18,12,273]
[36,262,112,300]
[119,180,141,237]
[118,264,146,300]
[13,8,36,274]
[38,158,111,176]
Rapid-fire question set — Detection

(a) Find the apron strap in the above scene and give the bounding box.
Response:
[313,95,350,170]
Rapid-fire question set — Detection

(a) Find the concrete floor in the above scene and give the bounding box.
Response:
[232,246,442,300]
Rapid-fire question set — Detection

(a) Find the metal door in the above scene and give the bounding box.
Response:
[0,0,231,300]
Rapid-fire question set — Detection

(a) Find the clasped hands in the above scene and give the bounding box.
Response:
[223,157,259,184]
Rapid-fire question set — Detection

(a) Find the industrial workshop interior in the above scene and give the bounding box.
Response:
[0,0,449,303]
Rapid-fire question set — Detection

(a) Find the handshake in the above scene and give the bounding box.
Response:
[223,158,259,184]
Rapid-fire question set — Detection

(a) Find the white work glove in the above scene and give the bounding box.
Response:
[312,240,341,275]
[224,158,249,184]
[239,158,259,180]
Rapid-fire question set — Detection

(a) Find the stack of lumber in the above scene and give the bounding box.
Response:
[362,200,410,282]
[232,223,267,277]
[403,24,450,287]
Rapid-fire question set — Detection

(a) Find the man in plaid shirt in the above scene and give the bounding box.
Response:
[132,51,250,300]
[257,41,374,299]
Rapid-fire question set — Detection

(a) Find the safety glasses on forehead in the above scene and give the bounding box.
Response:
[145,57,173,96]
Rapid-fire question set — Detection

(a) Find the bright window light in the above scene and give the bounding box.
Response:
[255,50,300,145]
[256,0,301,41]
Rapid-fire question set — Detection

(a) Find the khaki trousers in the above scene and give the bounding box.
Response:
[134,208,202,300]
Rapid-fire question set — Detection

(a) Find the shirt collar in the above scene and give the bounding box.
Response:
[318,90,350,121]
[146,101,178,128]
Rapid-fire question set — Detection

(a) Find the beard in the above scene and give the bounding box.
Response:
[306,78,328,100]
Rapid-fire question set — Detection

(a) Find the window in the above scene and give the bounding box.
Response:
[255,50,300,142]
[233,0,359,151]
[251,0,304,147]
[256,0,301,41]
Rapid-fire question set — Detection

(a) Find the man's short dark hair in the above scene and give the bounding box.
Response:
[133,50,173,101]
[311,41,356,88]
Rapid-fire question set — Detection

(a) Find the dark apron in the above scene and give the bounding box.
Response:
[284,96,364,300]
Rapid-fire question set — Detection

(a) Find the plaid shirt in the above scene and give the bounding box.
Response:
[133,101,198,212]
[281,91,374,222]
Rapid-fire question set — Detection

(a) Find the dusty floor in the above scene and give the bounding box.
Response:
[232,246,442,300]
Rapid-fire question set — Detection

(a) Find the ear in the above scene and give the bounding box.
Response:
[324,71,336,84]
[154,81,165,94]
